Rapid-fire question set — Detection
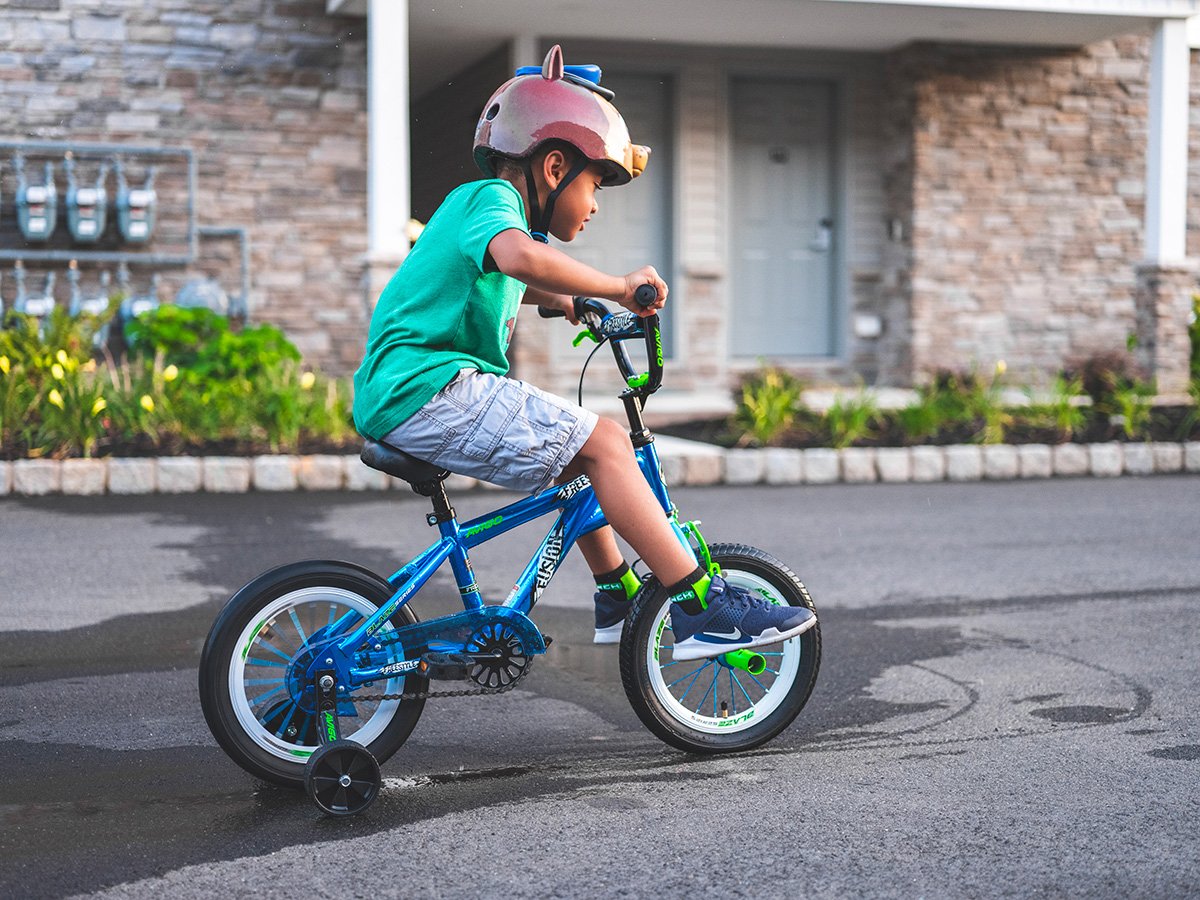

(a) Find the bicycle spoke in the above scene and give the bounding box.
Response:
[242,677,285,686]
[257,640,294,664]
[273,701,300,739]
[695,665,718,715]
[289,609,309,647]
[676,664,709,701]
[245,657,288,669]
[732,668,755,708]
[727,668,737,715]
[667,663,708,689]
[250,684,287,706]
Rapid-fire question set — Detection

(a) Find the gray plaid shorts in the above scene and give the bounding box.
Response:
[381,370,598,493]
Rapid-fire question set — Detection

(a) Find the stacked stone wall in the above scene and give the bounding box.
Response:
[883,37,1165,385]
[0,0,369,373]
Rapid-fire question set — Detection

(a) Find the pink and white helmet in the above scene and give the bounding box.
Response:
[473,45,650,187]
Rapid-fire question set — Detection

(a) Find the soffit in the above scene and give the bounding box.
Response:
[328,0,1198,94]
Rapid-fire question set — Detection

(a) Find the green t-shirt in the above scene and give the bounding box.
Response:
[353,179,528,439]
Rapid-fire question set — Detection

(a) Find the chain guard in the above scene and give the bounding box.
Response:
[349,607,543,702]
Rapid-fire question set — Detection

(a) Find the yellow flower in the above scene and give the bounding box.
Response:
[48,388,65,409]
[91,397,107,416]
[51,363,65,380]
[140,394,155,413]
[82,359,97,373]
[56,349,69,365]
[163,364,179,383]
[995,359,1007,376]
[0,356,9,375]
[300,371,317,390]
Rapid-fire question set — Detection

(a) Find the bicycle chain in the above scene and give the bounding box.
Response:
[349,656,534,702]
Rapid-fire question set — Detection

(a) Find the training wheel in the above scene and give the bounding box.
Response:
[304,739,382,816]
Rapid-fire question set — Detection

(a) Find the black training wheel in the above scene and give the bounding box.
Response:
[304,740,382,816]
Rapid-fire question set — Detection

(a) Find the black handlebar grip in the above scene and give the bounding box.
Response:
[537,306,565,318]
[634,284,658,308]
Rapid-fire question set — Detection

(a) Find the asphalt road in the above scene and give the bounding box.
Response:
[1,476,1198,898]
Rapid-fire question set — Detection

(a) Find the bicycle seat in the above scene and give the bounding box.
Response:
[360,439,450,493]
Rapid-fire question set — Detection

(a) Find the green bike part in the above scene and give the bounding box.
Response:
[722,649,767,676]
[679,519,721,578]
[573,330,599,347]
[626,373,650,388]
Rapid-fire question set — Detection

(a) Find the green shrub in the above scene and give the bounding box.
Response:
[824,391,878,448]
[732,366,803,446]
[897,366,1010,444]
[0,305,354,458]
[1073,350,1141,416]
[1110,382,1154,439]
[1019,375,1088,442]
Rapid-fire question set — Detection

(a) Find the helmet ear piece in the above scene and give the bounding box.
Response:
[541,45,564,81]
[630,145,651,179]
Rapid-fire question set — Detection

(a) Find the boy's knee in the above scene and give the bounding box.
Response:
[575,418,632,466]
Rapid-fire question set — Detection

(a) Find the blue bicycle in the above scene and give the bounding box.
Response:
[199,292,821,815]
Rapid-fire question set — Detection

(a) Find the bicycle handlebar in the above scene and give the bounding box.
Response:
[535,285,663,397]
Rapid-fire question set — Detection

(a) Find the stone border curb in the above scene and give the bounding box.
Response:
[1,440,1199,497]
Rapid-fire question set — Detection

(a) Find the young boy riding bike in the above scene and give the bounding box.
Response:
[353,45,815,660]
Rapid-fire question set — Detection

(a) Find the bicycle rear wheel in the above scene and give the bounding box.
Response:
[619,543,820,753]
[199,560,426,788]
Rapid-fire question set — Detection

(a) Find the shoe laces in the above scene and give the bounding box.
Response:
[716,578,773,611]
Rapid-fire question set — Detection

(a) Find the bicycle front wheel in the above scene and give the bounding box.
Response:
[619,543,821,753]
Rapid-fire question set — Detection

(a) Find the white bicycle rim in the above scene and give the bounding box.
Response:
[229,586,404,764]
[646,571,803,735]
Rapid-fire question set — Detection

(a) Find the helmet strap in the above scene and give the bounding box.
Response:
[522,154,590,244]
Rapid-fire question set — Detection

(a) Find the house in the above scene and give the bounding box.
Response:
[1,0,1197,413]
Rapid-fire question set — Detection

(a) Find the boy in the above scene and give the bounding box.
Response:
[354,46,815,659]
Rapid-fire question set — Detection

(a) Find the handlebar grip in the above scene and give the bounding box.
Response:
[537,306,565,318]
[634,284,658,308]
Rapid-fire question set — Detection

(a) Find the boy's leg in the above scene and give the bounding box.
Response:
[570,511,642,643]
[558,418,698,585]
[561,419,816,658]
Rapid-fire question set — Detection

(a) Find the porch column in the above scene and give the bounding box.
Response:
[365,0,410,306]
[1135,17,1196,396]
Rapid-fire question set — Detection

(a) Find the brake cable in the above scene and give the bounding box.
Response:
[577,334,610,406]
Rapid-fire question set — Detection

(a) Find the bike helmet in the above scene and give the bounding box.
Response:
[473,45,650,241]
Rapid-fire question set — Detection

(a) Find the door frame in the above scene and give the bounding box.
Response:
[724,64,851,371]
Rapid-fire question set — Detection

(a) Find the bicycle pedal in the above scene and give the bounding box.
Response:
[419,651,474,681]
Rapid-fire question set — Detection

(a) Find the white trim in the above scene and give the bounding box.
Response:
[367,0,410,261]
[1144,17,1190,264]
[822,0,1198,15]
[1188,13,1200,44]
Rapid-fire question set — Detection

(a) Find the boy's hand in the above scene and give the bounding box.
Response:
[523,287,579,323]
[619,267,668,317]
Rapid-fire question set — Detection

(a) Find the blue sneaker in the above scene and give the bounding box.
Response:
[594,592,632,644]
[670,575,816,661]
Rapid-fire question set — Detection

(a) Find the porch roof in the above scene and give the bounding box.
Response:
[328,0,1198,95]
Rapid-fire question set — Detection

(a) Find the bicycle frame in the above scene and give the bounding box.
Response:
[310,435,697,688]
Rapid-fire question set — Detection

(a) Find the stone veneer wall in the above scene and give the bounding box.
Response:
[0,0,369,373]
[882,36,1199,386]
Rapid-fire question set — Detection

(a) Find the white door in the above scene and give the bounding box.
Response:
[554,72,674,357]
[730,79,837,358]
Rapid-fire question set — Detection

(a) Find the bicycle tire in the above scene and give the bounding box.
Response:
[199,560,427,788]
[619,543,821,753]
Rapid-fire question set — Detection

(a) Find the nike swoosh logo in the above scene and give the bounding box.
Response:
[697,629,745,643]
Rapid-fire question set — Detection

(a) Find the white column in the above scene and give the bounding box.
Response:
[368,0,410,262]
[1144,17,1190,264]
[510,35,538,74]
